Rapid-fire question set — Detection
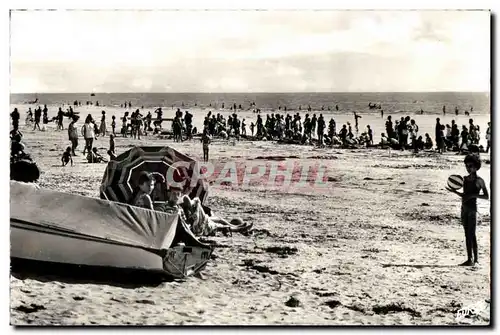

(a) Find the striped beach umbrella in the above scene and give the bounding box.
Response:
[100,146,209,205]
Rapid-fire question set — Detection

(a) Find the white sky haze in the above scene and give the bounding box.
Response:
[10,10,490,93]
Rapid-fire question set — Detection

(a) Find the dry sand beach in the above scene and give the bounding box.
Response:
[10,104,491,326]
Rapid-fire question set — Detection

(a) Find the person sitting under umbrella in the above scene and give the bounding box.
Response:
[130,171,155,210]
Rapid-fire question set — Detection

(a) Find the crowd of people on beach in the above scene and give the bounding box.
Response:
[10,99,491,171]
[380,116,489,155]
[194,108,489,157]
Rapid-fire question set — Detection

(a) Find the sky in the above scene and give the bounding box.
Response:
[9,10,490,93]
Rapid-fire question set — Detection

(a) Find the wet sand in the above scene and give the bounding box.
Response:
[10,105,491,325]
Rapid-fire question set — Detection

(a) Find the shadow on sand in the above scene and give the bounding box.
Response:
[10,258,175,289]
[382,263,458,269]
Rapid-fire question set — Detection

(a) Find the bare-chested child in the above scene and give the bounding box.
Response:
[61,147,73,166]
[201,129,212,162]
[111,116,116,136]
[446,154,489,266]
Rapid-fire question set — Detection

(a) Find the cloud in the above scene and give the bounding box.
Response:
[9,10,490,92]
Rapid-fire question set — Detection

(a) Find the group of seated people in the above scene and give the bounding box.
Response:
[130,171,250,237]
[378,133,434,151]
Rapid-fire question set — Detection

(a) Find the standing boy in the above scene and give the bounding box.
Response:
[446,154,489,266]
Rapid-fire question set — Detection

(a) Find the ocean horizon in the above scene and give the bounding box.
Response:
[10,92,490,115]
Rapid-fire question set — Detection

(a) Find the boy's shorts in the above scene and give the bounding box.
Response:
[461,206,477,227]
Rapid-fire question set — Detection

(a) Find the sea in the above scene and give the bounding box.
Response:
[10,92,490,115]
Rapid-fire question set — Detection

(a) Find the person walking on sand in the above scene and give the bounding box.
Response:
[459,125,470,154]
[121,112,129,137]
[25,108,33,126]
[81,114,96,156]
[33,106,42,131]
[100,111,107,136]
[446,155,489,266]
[57,107,64,130]
[111,116,116,136]
[42,105,49,125]
[68,115,79,156]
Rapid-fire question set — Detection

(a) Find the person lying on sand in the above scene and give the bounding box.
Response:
[87,147,107,163]
[153,183,252,237]
[180,194,253,237]
[61,147,73,166]
[446,154,489,266]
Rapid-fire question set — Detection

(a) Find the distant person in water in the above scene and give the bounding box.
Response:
[353,112,362,134]
[61,147,73,166]
[446,154,489,266]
